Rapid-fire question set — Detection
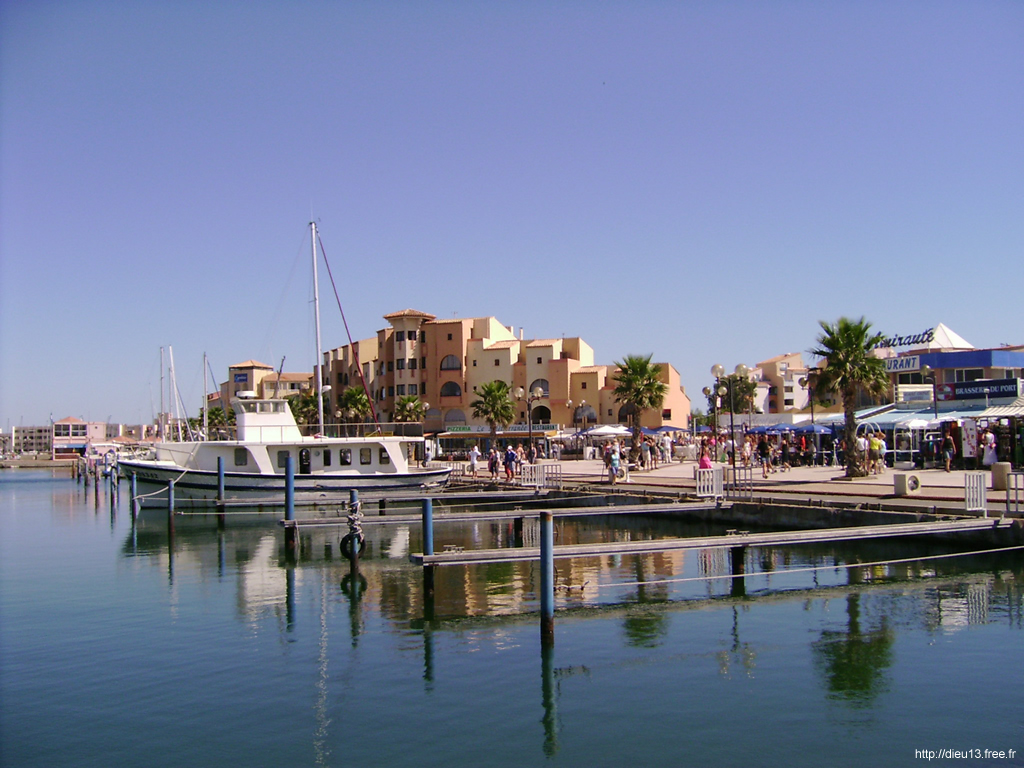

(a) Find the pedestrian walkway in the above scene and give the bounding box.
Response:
[516,456,1022,515]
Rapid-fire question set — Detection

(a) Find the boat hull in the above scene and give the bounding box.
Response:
[118,459,451,508]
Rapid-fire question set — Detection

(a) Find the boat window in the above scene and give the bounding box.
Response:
[276,450,290,469]
[339,449,352,466]
[234,448,248,466]
[360,448,372,465]
[379,448,391,465]
[240,402,259,413]
[259,402,274,413]
[323,449,331,467]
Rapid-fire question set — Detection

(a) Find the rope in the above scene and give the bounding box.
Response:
[317,234,380,427]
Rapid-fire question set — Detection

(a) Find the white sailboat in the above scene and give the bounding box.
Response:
[119,223,450,507]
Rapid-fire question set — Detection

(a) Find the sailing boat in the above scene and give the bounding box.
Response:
[118,223,450,507]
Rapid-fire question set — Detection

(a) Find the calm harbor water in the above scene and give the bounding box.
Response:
[1,470,1021,767]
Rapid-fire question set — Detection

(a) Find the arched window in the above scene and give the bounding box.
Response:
[444,409,466,425]
[440,381,462,397]
[617,403,636,424]
[440,355,461,371]
[531,405,551,424]
[529,379,549,395]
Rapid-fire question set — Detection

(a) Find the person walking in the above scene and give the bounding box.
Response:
[941,431,956,472]
[757,436,771,478]
[468,444,481,478]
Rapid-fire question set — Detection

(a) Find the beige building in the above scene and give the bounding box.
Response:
[219,361,312,405]
[324,309,691,435]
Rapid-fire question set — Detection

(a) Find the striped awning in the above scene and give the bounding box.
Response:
[979,396,1024,418]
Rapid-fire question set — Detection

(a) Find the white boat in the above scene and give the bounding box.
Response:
[118,394,450,507]
[120,221,449,507]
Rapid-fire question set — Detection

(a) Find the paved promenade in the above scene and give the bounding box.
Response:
[522,455,1023,517]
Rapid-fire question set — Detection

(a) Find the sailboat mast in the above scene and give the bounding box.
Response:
[311,221,326,434]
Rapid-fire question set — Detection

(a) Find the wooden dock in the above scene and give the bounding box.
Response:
[411,517,1013,566]
[283,500,729,528]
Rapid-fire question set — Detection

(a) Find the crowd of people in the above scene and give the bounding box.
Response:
[457,424,1008,485]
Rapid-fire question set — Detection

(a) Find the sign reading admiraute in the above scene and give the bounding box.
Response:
[875,328,934,349]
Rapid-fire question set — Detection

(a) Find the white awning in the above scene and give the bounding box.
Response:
[979,397,1024,418]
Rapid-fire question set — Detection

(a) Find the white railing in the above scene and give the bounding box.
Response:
[696,466,724,500]
[520,463,563,490]
[1008,472,1023,515]
[726,465,753,500]
[964,472,988,517]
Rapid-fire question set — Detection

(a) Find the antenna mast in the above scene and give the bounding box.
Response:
[311,221,326,434]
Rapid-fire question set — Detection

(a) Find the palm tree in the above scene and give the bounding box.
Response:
[613,354,668,461]
[336,387,371,435]
[394,394,426,423]
[810,317,890,478]
[288,389,320,429]
[470,380,516,448]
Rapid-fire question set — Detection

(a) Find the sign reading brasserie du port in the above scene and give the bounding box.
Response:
[936,379,1022,402]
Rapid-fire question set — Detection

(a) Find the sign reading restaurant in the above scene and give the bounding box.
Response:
[885,355,920,373]
[875,328,934,349]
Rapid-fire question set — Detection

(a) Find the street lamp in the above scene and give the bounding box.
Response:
[516,386,545,464]
[713,363,749,466]
[920,365,939,420]
[798,368,819,424]
[568,399,587,460]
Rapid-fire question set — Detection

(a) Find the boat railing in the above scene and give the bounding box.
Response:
[305,422,425,439]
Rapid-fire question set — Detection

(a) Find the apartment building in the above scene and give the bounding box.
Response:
[324,309,691,433]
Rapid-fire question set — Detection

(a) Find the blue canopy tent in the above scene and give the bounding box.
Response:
[793,423,833,435]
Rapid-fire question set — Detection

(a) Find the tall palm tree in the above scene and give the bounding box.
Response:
[810,317,890,478]
[394,394,426,423]
[470,380,516,448]
[613,354,668,460]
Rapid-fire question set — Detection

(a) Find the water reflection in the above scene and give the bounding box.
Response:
[811,594,894,707]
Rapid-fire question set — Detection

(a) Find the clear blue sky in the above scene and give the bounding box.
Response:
[2,1,1022,428]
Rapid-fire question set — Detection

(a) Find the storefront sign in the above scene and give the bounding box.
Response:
[937,378,1021,401]
[875,328,935,349]
[885,355,920,373]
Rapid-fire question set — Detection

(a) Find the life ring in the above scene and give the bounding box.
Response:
[340,532,366,560]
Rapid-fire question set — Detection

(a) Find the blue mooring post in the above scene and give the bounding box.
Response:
[422,498,435,599]
[540,510,554,645]
[217,456,225,502]
[130,473,139,522]
[284,455,296,556]
[167,479,175,513]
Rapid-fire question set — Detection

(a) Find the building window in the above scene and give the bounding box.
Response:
[396,359,405,370]
[447,333,453,341]
[409,358,417,370]
[387,361,394,372]
[472,360,477,367]
[784,399,794,407]
[581,382,587,389]
[421,356,426,369]
[396,330,405,342]
[396,385,405,395]
[662,409,671,419]
[529,379,549,395]
[494,359,500,366]
[409,384,418,395]
[954,368,985,382]
[440,381,462,397]
[388,386,395,397]
[440,355,460,371]
[537,357,542,364]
